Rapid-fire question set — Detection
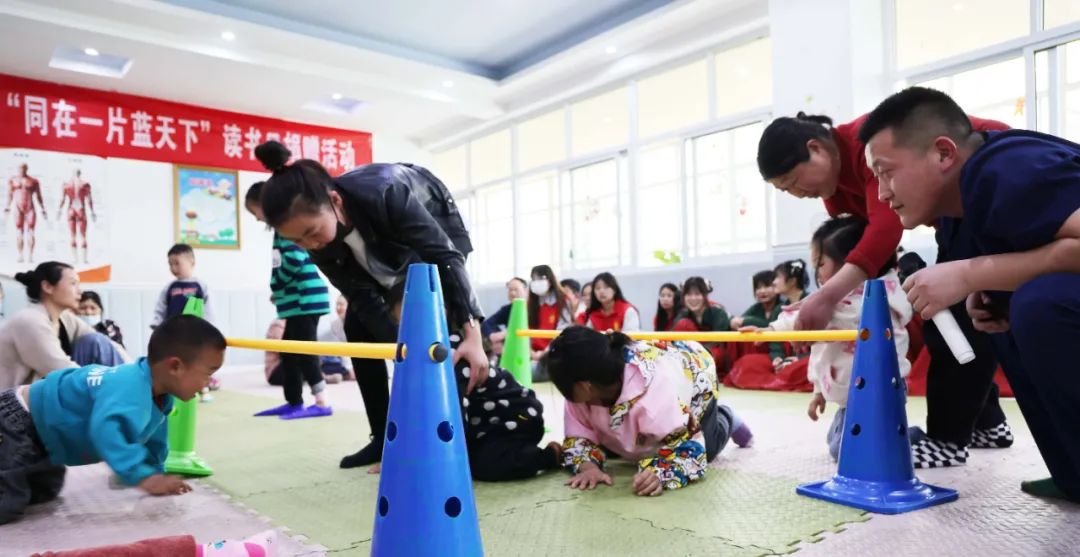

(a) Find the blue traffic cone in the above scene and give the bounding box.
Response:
[796,279,957,514]
[371,264,483,556]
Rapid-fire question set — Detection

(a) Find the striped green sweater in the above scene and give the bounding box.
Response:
[271,233,330,318]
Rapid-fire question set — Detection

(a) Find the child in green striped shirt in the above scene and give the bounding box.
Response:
[246,182,333,420]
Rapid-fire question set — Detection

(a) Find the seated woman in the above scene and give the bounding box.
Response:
[653,283,682,332]
[78,290,125,347]
[583,273,640,332]
[672,276,731,376]
[727,270,783,366]
[0,262,129,389]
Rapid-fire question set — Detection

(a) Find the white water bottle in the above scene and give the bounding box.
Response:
[931,309,975,364]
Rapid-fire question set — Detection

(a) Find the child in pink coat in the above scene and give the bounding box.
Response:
[543,326,752,496]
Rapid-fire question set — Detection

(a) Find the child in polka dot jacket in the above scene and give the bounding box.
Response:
[389,284,562,482]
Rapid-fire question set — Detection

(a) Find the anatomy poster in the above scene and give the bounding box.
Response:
[0,148,110,270]
[173,164,240,249]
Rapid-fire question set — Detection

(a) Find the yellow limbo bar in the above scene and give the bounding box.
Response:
[226,338,398,360]
[516,329,859,343]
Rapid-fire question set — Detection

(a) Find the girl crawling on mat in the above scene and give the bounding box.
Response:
[542,326,753,497]
[378,283,562,482]
[741,216,912,460]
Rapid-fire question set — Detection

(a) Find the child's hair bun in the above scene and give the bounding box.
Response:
[254,141,291,172]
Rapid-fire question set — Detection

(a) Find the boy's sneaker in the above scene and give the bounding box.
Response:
[909,426,968,468]
[280,404,333,420]
[970,422,1014,449]
[208,376,222,391]
[199,388,213,403]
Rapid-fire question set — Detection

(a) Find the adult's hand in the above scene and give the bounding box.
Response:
[966,292,1010,333]
[455,322,490,394]
[793,289,839,332]
[903,261,972,319]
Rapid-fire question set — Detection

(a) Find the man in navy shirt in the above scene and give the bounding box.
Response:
[860,87,1080,502]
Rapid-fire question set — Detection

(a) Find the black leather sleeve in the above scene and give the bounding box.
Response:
[381,178,484,328]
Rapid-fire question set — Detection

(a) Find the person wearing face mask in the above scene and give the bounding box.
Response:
[78,291,124,348]
[527,265,573,360]
[253,140,485,471]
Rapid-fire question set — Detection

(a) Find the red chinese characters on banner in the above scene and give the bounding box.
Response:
[0,73,372,174]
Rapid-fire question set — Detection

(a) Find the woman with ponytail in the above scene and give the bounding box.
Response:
[758,108,1016,467]
[252,140,485,470]
[0,262,128,389]
[543,326,752,496]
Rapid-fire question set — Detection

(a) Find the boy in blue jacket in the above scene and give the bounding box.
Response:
[0,315,226,524]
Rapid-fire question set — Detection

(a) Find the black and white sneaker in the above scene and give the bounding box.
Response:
[908,426,968,469]
[970,422,1014,449]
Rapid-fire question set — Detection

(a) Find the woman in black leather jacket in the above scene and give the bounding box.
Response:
[254,140,487,470]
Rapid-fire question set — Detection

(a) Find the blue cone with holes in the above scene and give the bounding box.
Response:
[371,264,483,556]
[796,279,957,514]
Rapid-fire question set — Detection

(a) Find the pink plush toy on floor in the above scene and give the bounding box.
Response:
[32,530,277,557]
[198,530,277,557]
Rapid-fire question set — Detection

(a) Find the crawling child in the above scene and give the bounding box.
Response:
[0,315,226,524]
[543,326,753,496]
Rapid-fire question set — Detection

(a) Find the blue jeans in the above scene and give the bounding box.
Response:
[71,332,126,367]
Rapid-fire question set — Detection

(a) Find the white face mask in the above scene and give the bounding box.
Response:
[530,279,550,296]
[80,314,102,327]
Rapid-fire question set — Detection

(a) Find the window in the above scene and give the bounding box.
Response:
[715,37,772,116]
[1036,39,1080,142]
[517,172,561,273]
[517,109,566,171]
[895,0,1029,69]
[469,130,511,184]
[687,122,767,256]
[1044,1,1080,30]
[571,89,629,156]
[637,59,709,138]
[468,182,514,284]
[565,159,620,269]
[636,142,683,266]
[916,57,1028,129]
[432,145,467,192]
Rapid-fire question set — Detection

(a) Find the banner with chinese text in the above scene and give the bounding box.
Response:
[0,73,372,174]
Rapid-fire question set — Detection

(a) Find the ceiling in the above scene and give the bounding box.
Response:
[160,0,675,79]
[0,0,766,147]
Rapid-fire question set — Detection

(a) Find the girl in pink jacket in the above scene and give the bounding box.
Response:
[543,327,753,496]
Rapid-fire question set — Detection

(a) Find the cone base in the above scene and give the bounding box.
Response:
[797,475,957,514]
[165,451,214,477]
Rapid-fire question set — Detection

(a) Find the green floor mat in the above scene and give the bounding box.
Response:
[195,390,867,556]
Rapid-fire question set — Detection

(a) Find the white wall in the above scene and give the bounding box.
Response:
[372,135,432,167]
[767,0,889,247]
[103,158,274,288]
